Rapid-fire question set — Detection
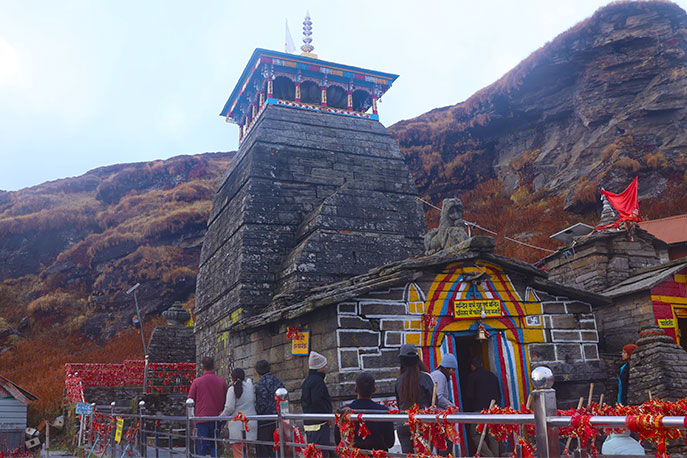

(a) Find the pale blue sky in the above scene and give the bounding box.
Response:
[1,0,684,191]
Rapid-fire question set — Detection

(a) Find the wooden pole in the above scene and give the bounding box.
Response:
[599,393,604,406]
[564,397,584,452]
[526,394,533,409]
[432,382,438,406]
[477,399,496,456]
[649,390,653,400]
[587,383,595,408]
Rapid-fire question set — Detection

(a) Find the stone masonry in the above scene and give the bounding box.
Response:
[542,229,668,293]
[195,104,426,376]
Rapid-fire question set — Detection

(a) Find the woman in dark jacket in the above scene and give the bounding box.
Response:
[394,344,434,454]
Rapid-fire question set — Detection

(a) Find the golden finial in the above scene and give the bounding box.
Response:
[300,11,318,59]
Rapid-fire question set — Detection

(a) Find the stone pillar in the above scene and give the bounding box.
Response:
[628,325,687,405]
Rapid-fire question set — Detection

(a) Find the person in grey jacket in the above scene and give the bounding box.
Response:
[430,353,457,456]
[430,354,457,409]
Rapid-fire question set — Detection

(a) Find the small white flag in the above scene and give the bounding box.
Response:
[285,19,296,53]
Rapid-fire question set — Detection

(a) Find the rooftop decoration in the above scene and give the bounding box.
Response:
[220,13,398,142]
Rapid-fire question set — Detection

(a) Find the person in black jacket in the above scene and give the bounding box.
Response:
[345,372,395,452]
[465,357,501,456]
[301,351,333,457]
[394,344,434,454]
[254,360,285,458]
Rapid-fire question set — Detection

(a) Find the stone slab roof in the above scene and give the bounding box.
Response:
[229,236,611,331]
[602,257,687,298]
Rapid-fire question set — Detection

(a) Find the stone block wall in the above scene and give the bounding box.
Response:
[147,326,195,363]
[224,306,340,405]
[629,328,687,405]
[594,291,654,354]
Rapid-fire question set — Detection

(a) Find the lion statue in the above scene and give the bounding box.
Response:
[424,198,468,254]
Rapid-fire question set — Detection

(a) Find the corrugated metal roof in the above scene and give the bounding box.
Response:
[603,261,687,297]
[639,214,687,244]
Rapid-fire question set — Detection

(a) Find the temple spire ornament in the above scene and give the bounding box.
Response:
[300,11,317,58]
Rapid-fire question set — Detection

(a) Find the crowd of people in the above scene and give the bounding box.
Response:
[187,343,506,458]
[186,341,645,457]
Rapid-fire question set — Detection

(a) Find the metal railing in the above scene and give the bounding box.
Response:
[74,366,682,458]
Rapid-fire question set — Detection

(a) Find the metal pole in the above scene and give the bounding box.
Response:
[110,402,116,458]
[144,355,149,395]
[154,417,159,458]
[275,388,288,458]
[139,400,146,458]
[46,419,50,458]
[133,291,147,355]
[91,403,96,446]
[185,398,195,458]
[531,367,560,458]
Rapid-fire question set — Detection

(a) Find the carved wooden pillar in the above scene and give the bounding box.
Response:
[295,83,301,103]
[320,86,327,107]
[347,90,353,111]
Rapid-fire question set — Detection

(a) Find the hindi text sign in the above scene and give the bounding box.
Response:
[453,299,502,319]
[658,318,675,329]
[75,402,93,415]
[291,330,310,355]
[114,418,124,443]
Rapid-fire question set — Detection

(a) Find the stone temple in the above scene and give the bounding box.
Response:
[194,31,427,372]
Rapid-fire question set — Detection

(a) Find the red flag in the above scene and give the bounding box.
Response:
[600,177,642,222]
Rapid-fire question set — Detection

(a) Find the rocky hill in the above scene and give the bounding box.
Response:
[391,1,687,217]
[0,153,233,346]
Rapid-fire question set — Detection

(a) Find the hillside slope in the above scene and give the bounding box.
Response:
[0,153,233,344]
[391,1,687,218]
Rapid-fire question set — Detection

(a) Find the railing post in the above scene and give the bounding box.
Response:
[110,402,116,458]
[531,366,560,458]
[154,417,159,458]
[90,403,96,446]
[185,398,195,458]
[139,400,146,458]
[275,387,288,458]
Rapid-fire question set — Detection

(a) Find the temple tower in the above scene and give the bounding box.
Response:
[194,19,426,372]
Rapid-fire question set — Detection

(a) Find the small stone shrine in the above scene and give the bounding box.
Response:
[542,196,687,405]
[195,16,426,374]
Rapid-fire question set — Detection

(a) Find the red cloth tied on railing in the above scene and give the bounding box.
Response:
[232,412,251,432]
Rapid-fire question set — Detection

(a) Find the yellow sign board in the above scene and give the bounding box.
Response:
[291,331,310,355]
[658,318,676,329]
[114,418,124,443]
[453,299,502,319]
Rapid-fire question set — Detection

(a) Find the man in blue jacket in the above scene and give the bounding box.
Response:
[255,360,285,458]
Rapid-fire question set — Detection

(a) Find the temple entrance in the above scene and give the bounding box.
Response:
[451,334,489,410]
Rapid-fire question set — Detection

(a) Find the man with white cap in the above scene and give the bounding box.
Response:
[301,351,332,456]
